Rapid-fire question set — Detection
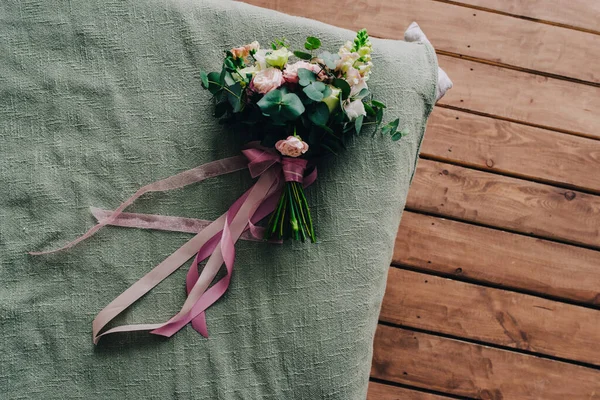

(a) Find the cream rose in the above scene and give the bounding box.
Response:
[251,67,285,94]
[275,136,309,157]
[266,47,292,69]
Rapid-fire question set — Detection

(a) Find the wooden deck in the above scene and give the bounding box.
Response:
[242,1,600,398]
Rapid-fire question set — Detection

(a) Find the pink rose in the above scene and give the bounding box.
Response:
[251,67,285,94]
[275,136,309,157]
[283,61,322,84]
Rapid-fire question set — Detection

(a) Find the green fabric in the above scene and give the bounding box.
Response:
[0,0,437,398]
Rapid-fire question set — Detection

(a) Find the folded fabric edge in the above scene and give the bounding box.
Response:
[404,21,453,101]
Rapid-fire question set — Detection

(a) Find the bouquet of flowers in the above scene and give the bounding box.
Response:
[32,29,410,343]
[199,29,406,243]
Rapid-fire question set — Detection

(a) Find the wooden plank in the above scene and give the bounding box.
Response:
[437,55,600,139]
[381,268,600,366]
[371,325,600,400]
[406,159,600,248]
[368,381,451,400]
[394,212,600,306]
[240,0,600,84]
[449,0,600,33]
[422,108,600,193]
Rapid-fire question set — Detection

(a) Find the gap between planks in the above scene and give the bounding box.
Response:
[433,0,600,35]
[380,268,600,368]
[394,212,600,308]
[371,324,600,400]
[422,107,600,196]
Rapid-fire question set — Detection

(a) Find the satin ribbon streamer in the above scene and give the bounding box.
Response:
[30,143,316,344]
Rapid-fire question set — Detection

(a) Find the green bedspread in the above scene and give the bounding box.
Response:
[0,0,437,398]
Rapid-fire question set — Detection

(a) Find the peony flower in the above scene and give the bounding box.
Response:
[230,41,260,60]
[275,136,309,157]
[283,61,322,83]
[251,67,285,94]
[266,47,292,69]
[322,86,341,112]
[344,99,367,120]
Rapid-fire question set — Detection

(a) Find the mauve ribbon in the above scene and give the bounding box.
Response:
[30,142,316,343]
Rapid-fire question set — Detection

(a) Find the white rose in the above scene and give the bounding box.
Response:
[344,99,367,120]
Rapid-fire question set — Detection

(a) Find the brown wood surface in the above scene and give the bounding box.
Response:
[381,268,600,366]
[449,0,600,33]
[437,55,600,139]
[423,107,600,193]
[241,0,600,83]
[372,325,600,400]
[367,381,451,400]
[406,159,600,248]
[394,212,600,306]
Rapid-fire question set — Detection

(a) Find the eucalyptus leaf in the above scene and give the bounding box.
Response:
[308,102,329,126]
[207,71,222,95]
[376,107,384,125]
[297,68,317,86]
[391,131,403,141]
[303,84,324,102]
[372,99,386,109]
[332,78,351,100]
[355,88,370,99]
[257,89,283,116]
[322,86,332,98]
[318,51,340,69]
[280,93,305,120]
[355,114,364,135]
[294,51,312,60]
[305,36,321,50]
[226,82,243,113]
[200,70,209,89]
[364,102,375,116]
[381,118,400,136]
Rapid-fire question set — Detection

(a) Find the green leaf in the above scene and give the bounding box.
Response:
[214,101,229,118]
[303,84,324,102]
[294,51,312,60]
[318,51,340,69]
[391,131,403,141]
[355,88,369,99]
[308,102,330,126]
[372,99,386,109]
[297,68,317,86]
[200,70,209,89]
[226,82,243,113]
[322,86,332,98]
[305,36,321,50]
[257,89,283,116]
[332,78,351,100]
[381,118,400,136]
[280,93,305,120]
[376,107,384,125]
[207,71,222,95]
[364,102,375,116]
[355,114,364,135]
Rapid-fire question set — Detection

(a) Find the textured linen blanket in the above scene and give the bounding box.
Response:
[0,0,438,398]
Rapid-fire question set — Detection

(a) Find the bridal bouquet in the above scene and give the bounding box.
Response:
[32,29,408,343]
[199,29,405,243]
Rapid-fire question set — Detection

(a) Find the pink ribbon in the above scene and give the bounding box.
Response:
[30,142,316,344]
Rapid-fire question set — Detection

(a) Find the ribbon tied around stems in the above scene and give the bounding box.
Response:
[29,142,316,344]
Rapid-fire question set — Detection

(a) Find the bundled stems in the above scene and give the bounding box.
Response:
[265,181,315,243]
